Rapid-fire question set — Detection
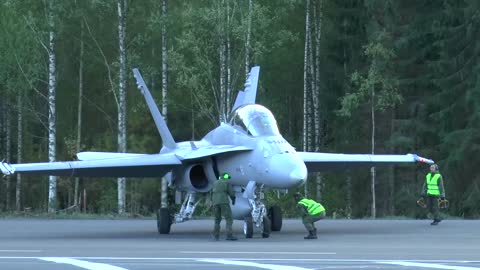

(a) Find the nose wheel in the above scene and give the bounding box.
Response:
[268,205,282,231]
[243,215,271,238]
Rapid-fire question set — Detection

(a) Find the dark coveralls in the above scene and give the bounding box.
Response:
[421,168,445,225]
[211,177,236,240]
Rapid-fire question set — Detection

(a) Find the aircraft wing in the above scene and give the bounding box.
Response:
[0,153,181,177]
[298,152,434,172]
[176,145,253,161]
[77,152,146,161]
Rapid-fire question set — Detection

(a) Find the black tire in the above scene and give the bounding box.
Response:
[243,216,254,238]
[269,205,282,231]
[262,216,271,238]
[157,207,171,234]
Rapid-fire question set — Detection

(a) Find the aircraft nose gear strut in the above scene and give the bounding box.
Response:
[243,184,271,238]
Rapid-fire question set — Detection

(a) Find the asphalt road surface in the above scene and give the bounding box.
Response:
[0,218,479,270]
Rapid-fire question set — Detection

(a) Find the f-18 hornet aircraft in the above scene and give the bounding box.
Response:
[0,66,434,238]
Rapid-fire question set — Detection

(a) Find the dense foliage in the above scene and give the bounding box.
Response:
[0,0,479,218]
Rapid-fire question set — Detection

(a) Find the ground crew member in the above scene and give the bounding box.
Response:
[294,193,326,239]
[421,164,446,225]
[211,172,237,241]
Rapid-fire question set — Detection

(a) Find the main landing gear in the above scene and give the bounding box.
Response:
[156,193,200,234]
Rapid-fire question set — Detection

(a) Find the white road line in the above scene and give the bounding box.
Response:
[39,257,129,270]
[0,250,42,253]
[379,261,480,270]
[181,251,336,255]
[199,259,313,270]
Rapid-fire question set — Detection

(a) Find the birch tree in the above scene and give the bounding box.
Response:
[74,20,84,210]
[16,90,23,211]
[245,0,253,78]
[117,0,127,214]
[338,32,401,218]
[302,0,311,197]
[47,0,57,214]
[160,0,168,209]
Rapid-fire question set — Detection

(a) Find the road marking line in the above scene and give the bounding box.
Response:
[379,261,480,270]
[182,251,336,255]
[0,250,42,253]
[199,259,313,270]
[39,257,129,270]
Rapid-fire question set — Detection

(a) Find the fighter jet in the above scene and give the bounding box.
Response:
[0,66,433,238]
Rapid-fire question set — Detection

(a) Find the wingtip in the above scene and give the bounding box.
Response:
[0,161,14,176]
[410,154,435,164]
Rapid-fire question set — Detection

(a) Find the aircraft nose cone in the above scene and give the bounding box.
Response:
[290,166,307,184]
[268,154,307,188]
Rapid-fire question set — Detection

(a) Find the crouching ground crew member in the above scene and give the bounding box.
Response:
[422,164,446,225]
[211,172,238,241]
[294,193,326,239]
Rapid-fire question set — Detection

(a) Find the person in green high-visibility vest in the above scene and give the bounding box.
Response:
[294,193,326,239]
[421,164,446,225]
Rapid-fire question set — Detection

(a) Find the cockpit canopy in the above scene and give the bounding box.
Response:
[229,104,280,136]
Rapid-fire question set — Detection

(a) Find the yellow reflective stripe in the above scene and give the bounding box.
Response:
[298,199,309,207]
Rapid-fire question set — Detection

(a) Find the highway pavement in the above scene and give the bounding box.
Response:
[0,218,479,269]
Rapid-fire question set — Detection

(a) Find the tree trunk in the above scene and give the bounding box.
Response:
[225,0,231,114]
[218,1,226,123]
[245,0,252,78]
[346,173,352,219]
[161,0,168,209]
[16,90,23,212]
[370,86,376,218]
[302,0,311,197]
[312,0,324,201]
[117,0,127,214]
[388,108,395,215]
[5,102,11,211]
[47,0,57,214]
[74,21,84,210]
[313,0,323,149]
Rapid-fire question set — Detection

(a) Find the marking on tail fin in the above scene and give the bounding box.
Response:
[132,68,176,149]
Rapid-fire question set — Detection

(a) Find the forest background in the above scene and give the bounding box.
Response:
[0,0,479,219]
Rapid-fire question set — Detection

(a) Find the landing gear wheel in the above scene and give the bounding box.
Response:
[157,207,172,234]
[243,216,254,238]
[268,205,282,231]
[262,216,271,238]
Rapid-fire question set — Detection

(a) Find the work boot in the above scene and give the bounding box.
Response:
[430,219,442,225]
[226,234,238,241]
[304,230,317,239]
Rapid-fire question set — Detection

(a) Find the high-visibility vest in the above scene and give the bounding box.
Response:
[426,173,441,195]
[298,198,325,215]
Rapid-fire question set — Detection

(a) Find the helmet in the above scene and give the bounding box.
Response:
[220,173,231,180]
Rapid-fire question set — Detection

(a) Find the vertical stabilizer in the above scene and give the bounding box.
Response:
[132,68,176,149]
[231,66,260,112]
